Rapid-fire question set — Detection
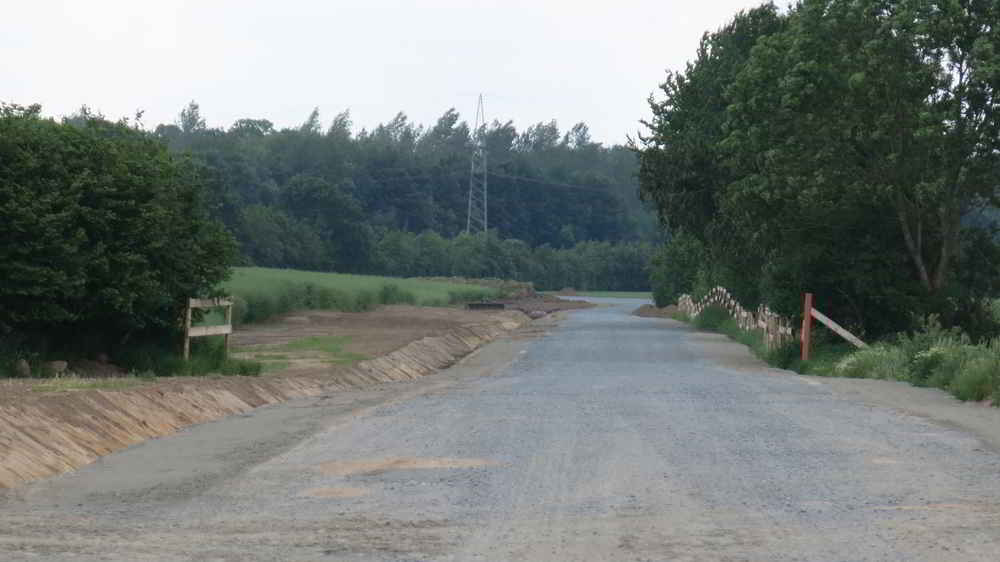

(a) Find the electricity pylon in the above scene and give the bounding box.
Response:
[466,94,488,235]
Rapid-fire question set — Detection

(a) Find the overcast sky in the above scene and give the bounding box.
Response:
[3,0,771,145]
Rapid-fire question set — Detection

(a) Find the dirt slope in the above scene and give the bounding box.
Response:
[0,306,528,489]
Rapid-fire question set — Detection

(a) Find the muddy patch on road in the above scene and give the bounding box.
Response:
[301,486,370,498]
[315,457,497,476]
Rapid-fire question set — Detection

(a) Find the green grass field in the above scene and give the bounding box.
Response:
[225,267,495,305]
[215,267,501,325]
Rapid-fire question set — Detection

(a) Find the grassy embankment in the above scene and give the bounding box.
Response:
[672,303,1000,405]
[5,268,502,384]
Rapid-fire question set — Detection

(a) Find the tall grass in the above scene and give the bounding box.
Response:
[224,267,499,325]
[829,317,1000,404]
[679,306,999,405]
[115,336,262,377]
[1,335,261,380]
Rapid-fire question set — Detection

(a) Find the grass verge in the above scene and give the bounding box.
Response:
[242,335,369,368]
[31,376,156,393]
[276,335,369,364]
[115,335,262,378]
[223,267,501,325]
[676,305,998,405]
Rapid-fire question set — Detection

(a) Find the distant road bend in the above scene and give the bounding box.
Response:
[2,297,999,561]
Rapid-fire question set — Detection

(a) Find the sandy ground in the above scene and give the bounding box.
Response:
[2,299,999,561]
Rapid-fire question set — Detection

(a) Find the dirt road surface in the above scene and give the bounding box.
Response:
[2,297,1000,561]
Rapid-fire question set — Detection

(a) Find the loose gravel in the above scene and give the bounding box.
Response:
[1,298,999,561]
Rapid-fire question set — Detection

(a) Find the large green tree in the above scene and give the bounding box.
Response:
[0,103,237,346]
[638,0,1000,336]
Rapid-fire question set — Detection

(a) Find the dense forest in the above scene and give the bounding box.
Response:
[150,102,656,286]
[639,0,1000,339]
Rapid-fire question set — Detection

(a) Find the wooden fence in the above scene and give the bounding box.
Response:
[677,287,795,350]
[677,288,867,359]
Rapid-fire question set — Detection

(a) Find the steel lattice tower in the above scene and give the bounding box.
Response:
[466,94,488,234]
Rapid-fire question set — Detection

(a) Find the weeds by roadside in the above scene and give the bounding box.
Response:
[239,334,369,369]
[116,336,262,378]
[1,335,263,381]
[230,281,495,325]
[688,305,800,369]
[30,375,156,393]
[225,268,500,325]
[675,305,999,405]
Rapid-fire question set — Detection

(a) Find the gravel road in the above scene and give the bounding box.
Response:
[2,298,1000,561]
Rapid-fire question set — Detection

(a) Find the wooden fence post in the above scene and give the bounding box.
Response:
[801,292,813,361]
[183,302,193,360]
[224,303,233,357]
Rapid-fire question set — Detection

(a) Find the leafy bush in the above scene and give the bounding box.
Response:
[924,344,988,389]
[0,104,237,351]
[649,232,704,307]
[897,315,968,360]
[448,288,494,304]
[692,305,730,331]
[379,284,417,305]
[834,344,909,380]
[766,341,801,370]
[949,355,997,402]
[830,325,999,404]
[116,336,261,378]
[219,358,263,377]
[354,289,378,311]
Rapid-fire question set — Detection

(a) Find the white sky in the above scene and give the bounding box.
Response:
[2,0,770,145]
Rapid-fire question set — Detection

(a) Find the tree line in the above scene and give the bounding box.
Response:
[153,102,657,276]
[639,0,1000,339]
[371,230,651,292]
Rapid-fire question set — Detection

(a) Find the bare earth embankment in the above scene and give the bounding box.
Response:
[0,305,532,489]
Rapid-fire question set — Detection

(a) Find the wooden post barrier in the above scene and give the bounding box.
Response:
[810,308,867,350]
[801,293,813,361]
[800,293,867,362]
[183,298,234,360]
